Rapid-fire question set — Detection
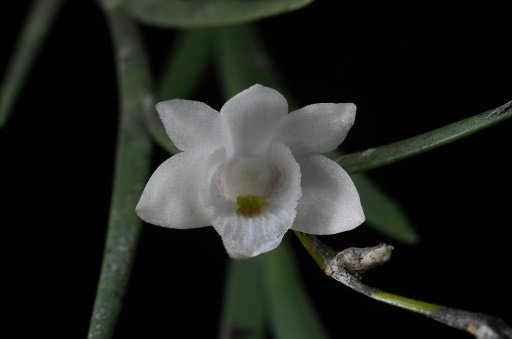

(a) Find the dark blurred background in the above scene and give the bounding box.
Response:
[1,1,511,338]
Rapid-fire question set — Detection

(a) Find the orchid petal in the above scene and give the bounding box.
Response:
[136,151,211,228]
[220,84,287,155]
[292,154,364,234]
[277,103,356,155]
[156,99,225,151]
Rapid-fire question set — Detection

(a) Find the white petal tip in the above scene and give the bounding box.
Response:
[347,210,366,231]
[135,209,146,222]
[155,100,171,113]
[343,102,357,111]
[227,251,251,260]
[337,102,357,122]
[248,83,266,90]
[134,201,145,218]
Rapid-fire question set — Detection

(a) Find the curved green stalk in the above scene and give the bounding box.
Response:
[0,0,64,127]
[87,5,153,339]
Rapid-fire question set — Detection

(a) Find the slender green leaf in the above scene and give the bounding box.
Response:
[352,174,418,243]
[146,29,214,154]
[214,24,418,243]
[87,8,153,339]
[158,30,212,100]
[125,0,313,29]
[337,100,512,174]
[264,243,329,339]
[325,150,418,243]
[214,24,289,100]
[219,259,266,339]
[0,0,63,127]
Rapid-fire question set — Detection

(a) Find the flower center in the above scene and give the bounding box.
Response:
[236,195,268,217]
[222,156,272,216]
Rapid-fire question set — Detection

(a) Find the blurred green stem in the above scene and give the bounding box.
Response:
[0,0,64,127]
[295,231,512,339]
[88,3,153,339]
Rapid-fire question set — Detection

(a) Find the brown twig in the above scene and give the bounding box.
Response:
[295,231,512,339]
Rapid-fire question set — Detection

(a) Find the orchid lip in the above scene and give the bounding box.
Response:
[236,195,269,217]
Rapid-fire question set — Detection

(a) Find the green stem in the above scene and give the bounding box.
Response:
[87,4,153,339]
[372,292,440,316]
[0,0,64,127]
[294,231,512,339]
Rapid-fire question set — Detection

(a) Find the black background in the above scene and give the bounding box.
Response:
[1,1,511,338]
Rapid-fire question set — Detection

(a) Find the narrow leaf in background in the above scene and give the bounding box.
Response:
[0,0,63,127]
[125,0,313,29]
[147,29,214,154]
[214,24,288,99]
[264,243,329,339]
[352,174,418,244]
[219,258,266,339]
[158,29,212,100]
[87,6,153,339]
[338,101,512,174]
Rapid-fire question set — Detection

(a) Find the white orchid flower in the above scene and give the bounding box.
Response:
[136,84,364,258]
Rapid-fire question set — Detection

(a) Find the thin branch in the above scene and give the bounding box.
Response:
[294,231,512,339]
